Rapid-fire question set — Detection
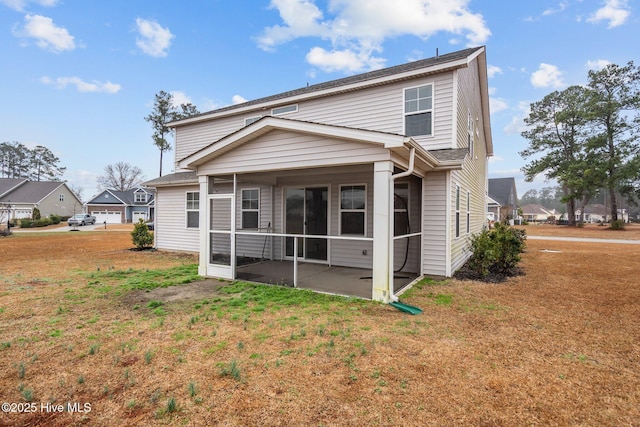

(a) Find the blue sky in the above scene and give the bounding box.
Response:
[1,0,637,200]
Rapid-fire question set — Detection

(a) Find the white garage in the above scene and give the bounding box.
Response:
[92,211,122,224]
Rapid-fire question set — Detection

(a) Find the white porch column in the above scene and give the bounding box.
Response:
[198,175,208,276]
[372,161,393,302]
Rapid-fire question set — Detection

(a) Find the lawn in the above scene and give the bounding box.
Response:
[0,227,638,426]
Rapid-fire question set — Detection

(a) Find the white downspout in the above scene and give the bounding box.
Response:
[389,146,415,302]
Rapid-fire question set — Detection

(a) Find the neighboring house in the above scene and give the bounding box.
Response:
[488,178,518,222]
[520,204,557,223]
[562,204,629,223]
[85,187,155,224]
[0,178,83,221]
[145,46,493,302]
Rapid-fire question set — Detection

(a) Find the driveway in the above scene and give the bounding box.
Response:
[11,223,127,233]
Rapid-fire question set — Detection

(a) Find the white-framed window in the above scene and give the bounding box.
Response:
[186,191,199,229]
[272,104,298,115]
[340,184,366,235]
[455,185,460,238]
[245,116,262,126]
[59,194,64,202]
[394,182,409,236]
[404,83,433,137]
[466,190,471,234]
[241,188,259,229]
[468,110,474,157]
[135,192,146,203]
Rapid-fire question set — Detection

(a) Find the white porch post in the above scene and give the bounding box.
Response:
[198,175,208,277]
[372,161,393,302]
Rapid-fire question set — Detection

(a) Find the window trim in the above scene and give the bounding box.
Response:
[186,191,200,229]
[59,194,65,202]
[468,110,474,157]
[271,104,298,116]
[241,188,260,229]
[455,184,460,238]
[466,190,471,234]
[403,83,434,137]
[135,192,146,203]
[339,184,367,236]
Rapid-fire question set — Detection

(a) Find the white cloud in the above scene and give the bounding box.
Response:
[169,90,192,107]
[530,63,565,88]
[257,0,491,73]
[306,46,385,73]
[135,18,174,57]
[487,64,502,78]
[587,0,630,28]
[542,1,569,16]
[41,76,121,93]
[504,101,531,135]
[488,156,504,163]
[0,0,57,11]
[490,97,508,114]
[14,14,74,52]
[586,59,611,71]
[232,95,248,105]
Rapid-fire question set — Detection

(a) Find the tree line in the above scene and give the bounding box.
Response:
[520,61,640,225]
[0,142,66,181]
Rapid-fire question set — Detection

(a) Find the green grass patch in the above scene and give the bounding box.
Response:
[87,264,200,291]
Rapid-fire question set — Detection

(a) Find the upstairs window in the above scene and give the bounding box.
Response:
[245,116,262,126]
[272,104,298,115]
[186,191,199,229]
[135,192,147,203]
[241,189,259,229]
[404,84,433,137]
[59,194,64,202]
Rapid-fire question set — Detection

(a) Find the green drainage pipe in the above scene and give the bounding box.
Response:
[389,301,423,315]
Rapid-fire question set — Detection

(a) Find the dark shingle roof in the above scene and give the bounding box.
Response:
[175,46,483,123]
[0,178,27,197]
[0,181,63,203]
[144,172,198,187]
[488,178,517,205]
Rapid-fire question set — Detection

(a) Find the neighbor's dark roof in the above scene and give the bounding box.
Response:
[0,178,27,197]
[488,178,517,205]
[87,188,155,205]
[431,148,469,162]
[144,171,198,187]
[173,46,483,123]
[0,181,63,204]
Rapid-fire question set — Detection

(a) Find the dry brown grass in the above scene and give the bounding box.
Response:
[0,227,638,426]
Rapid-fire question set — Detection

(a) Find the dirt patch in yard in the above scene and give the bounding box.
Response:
[0,228,638,426]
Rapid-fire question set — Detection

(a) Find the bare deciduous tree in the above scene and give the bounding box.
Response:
[96,162,145,191]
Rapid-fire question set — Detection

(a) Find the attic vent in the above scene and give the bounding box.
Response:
[272,104,298,115]
[104,194,109,198]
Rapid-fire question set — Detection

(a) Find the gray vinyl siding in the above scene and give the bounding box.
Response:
[449,57,489,274]
[174,72,456,169]
[36,185,82,218]
[197,130,392,176]
[155,185,200,253]
[422,171,448,276]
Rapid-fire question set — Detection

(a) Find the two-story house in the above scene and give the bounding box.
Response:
[85,187,155,224]
[145,46,493,302]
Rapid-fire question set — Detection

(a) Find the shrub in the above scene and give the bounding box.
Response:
[457,222,526,282]
[32,207,41,220]
[49,214,61,224]
[131,219,154,249]
[33,218,52,228]
[20,219,33,228]
[610,219,625,230]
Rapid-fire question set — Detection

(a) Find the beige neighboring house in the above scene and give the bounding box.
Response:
[145,46,494,302]
[0,178,83,222]
[520,204,557,223]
